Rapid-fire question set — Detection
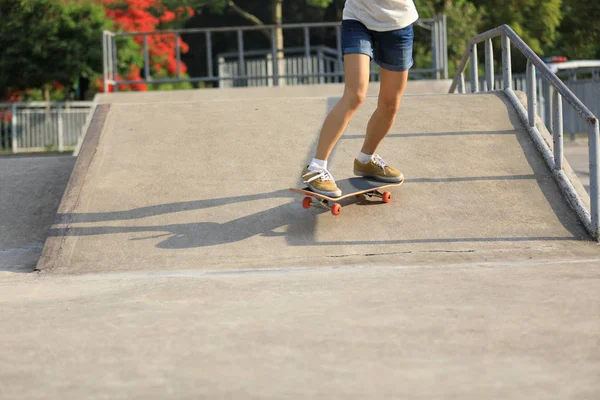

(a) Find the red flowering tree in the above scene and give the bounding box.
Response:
[100,0,195,92]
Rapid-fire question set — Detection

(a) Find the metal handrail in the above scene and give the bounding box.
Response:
[0,101,94,108]
[107,18,444,37]
[102,17,448,91]
[450,24,600,241]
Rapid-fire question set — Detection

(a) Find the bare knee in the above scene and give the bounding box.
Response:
[342,89,367,111]
[378,96,401,117]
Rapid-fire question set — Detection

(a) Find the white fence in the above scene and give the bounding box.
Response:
[216,45,439,88]
[218,48,345,88]
[0,102,93,153]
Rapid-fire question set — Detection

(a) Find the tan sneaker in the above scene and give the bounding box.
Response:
[301,166,342,197]
[353,154,404,183]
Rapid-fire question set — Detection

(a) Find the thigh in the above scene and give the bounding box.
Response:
[373,24,414,73]
[343,53,371,97]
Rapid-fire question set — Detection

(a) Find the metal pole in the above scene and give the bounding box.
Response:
[458,73,465,94]
[443,15,448,79]
[237,30,246,85]
[526,61,537,127]
[206,31,213,78]
[271,28,279,86]
[143,34,150,81]
[485,38,494,91]
[57,106,64,152]
[589,119,600,239]
[304,26,311,83]
[112,35,118,92]
[431,20,438,79]
[438,18,443,79]
[175,34,181,79]
[552,91,563,170]
[318,49,324,84]
[502,34,512,90]
[11,104,17,153]
[544,82,553,132]
[103,32,108,93]
[470,44,478,93]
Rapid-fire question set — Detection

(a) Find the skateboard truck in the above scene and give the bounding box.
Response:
[302,197,342,215]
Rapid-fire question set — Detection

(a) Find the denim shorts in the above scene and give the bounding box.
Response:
[341,19,414,72]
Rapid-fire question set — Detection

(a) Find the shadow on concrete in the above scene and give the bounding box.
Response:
[50,170,585,249]
[45,92,591,250]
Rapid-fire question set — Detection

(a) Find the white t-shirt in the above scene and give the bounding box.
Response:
[343,0,419,31]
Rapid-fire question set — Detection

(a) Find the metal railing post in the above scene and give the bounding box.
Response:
[544,83,553,132]
[112,35,118,92]
[57,106,64,152]
[502,34,512,90]
[458,73,465,94]
[485,38,494,91]
[175,34,181,79]
[206,31,214,78]
[590,119,600,238]
[438,18,443,79]
[431,20,438,79]
[11,104,17,153]
[470,44,479,93]
[271,28,279,86]
[143,34,150,81]
[237,30,246,85]
[552,91,563,170]
[336,25,343,80]
[526,61,537,127]
[304,26,311,83]
[442,15,448,79]
[102,32,108,93]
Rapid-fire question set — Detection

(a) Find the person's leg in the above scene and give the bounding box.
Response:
[313,53,371,161]
[300,19,374,197]
[353,24,413,182]
[360,67,408,155]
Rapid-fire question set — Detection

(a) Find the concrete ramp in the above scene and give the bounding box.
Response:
[37,92,598,274]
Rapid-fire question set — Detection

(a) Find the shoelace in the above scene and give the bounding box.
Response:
[372,154,387,172]
[303,167,335,184]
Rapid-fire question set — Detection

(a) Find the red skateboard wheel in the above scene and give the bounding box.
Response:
[382,191,392,203]
[331,203,341,216]
[302,197,312,209]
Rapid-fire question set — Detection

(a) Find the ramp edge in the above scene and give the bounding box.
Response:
[35,104,111,271]
[504,88,597,241]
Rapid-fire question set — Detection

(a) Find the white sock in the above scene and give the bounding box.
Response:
[357,152,373,164]
[309,158,327,171]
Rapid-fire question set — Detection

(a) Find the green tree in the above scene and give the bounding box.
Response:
[554,0,600,59]
[0,0,140,100]
[472,0,563,55]
[413,0,483,75]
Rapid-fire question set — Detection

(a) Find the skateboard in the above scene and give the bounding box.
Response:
[289,177,404,216]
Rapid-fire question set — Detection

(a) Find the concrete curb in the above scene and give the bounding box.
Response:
[35,105,110,271]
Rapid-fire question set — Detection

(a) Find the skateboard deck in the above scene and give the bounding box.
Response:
[289,177,404,216]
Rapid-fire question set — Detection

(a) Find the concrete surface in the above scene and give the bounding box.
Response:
[0,155,75,274]
[37,92,597,274]
[1,87,599,399]
[95,79,453,104]
[1,260,599,399]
